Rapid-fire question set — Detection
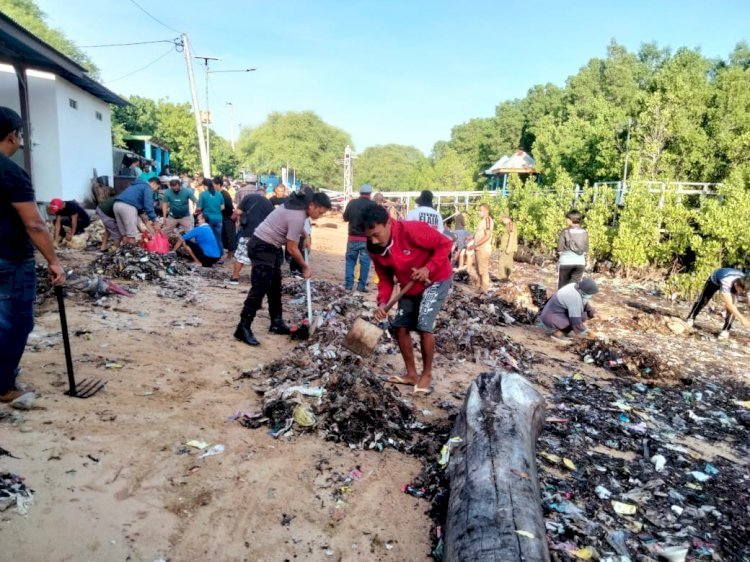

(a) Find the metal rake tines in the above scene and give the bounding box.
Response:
[66,379,106,398]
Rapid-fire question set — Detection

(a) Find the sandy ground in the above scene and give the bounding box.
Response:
[1,214,749,562]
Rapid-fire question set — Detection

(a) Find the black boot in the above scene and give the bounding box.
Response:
[234,315,259,346]
[268,317,291,335]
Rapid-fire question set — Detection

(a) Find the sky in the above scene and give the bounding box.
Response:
[35,0,750,156]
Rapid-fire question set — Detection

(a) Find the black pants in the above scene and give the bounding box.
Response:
[687,278,735,331]
[558,265,585,289]
[186,241,219,268]
[289,237,306,273]
[222,217,237,252]
[241,236,283,320]
[60,216,89,235]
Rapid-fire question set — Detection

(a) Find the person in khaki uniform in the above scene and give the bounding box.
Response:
[497,215,518,280]
[473,204,494,293]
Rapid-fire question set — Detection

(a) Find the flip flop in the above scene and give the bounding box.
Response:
[383,375,416,386]
[413,385,434,395]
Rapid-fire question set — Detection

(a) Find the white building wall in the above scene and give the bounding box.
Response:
[0,65,62,201]
[54,78,113,205]
[0,65,114,205]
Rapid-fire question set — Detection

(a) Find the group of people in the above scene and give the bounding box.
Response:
[0,99,747,407]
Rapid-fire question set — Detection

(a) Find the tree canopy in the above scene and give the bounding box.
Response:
[112,95,238,176]
[353,144,427,191]
[1,0,100,76]
[441,40,750,187]
[237,111,352,188]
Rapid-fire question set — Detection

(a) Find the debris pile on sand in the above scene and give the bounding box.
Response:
[90,248,192,282]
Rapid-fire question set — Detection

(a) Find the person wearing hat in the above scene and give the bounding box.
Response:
[343,183,377,291]
[406,190,443,232]
[539,278,599,342]
[0,106,65,403]
[686,267,749,340]
[47,198,91,242]
[234,174,259,207]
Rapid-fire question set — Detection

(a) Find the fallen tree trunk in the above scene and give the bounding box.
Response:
[445,370,549,562]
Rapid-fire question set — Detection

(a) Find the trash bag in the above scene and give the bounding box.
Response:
[141,232,170,254]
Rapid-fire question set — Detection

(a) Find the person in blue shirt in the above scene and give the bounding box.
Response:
[196,178,224,257]
[686,267,749,340]
[113,177,160,245]
[173,213,221,267]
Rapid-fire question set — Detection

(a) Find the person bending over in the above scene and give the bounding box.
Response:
[173,213,221,267]
[686,267,749,340]
[363,204,453,394]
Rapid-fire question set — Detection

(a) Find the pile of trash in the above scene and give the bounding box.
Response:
[240,354,431,451]
[57,219,105,251]
[537,371,750,561]
[571,340,678,381]
[0,472,34,515]
[90,247,192,282]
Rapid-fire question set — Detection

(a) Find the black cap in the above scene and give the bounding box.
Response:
[576,278,599,295]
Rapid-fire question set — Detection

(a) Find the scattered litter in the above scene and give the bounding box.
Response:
[515,530,536,539]
[438,436,463,467]
[0,472,33,515]
[651,454,667,472]
[199,444,224,458]
[611,501,637,515]
[10,392,35,411]
[185,440,210,450]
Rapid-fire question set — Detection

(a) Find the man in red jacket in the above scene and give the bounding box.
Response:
[362,204,453,394]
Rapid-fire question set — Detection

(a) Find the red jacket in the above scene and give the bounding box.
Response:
[368,220,453,306]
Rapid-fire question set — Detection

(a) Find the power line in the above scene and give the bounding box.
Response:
[103,46,175,84]
[127,0,181,34]
[80,38,179,48]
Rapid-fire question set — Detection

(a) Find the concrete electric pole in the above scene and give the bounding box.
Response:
[181,34,210,177]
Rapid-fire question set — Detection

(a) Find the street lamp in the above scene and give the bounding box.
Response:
[194,56,255,172]
[226,101,235,150]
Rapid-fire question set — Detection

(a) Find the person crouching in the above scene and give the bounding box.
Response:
[540,278,599,343]
[173,213,221,267]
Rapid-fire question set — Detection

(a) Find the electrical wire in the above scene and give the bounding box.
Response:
[103,46,175,84]
[80,38,179,48]
[127,0,181,34]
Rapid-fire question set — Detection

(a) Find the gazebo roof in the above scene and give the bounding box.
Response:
[486,150,536,175]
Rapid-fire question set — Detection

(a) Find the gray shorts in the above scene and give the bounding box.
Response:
[95,208,120,240]
[391,279,451,333]
[234,236,251,265]
[113,201,140,238]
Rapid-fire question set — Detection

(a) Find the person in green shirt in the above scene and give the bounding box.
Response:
[162,179,197,236]
[196,178,225,255]
[139,161,157,182]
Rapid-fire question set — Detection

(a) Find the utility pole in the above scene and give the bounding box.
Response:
[622,117,632,187]
[181,34,210,177]
[226,101,235,150]
[343,145,353,199]
[194,54,220,176]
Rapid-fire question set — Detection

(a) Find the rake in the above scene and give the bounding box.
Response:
[55,285,105,398]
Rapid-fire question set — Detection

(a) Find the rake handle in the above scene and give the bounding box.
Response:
[383,280,417,313]
[54,285,77,397]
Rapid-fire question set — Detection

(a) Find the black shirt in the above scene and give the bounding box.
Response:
[57,200,91,228]
[220,190,234,219]
[269,196,288,208]
[238,194,273,238]
[343,196,377,237]
[0,154,35,260]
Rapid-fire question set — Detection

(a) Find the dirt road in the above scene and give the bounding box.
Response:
[1,215,748,562]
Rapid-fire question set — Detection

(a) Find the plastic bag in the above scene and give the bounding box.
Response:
[142,232,170,254]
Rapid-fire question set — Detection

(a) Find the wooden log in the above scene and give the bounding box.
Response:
[445,370,549,562]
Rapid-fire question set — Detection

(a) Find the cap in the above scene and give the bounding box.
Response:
[359,183,373,194]
[247,173,258,183]
[576,278,599,296]
[48,198,64,214]
[415,190,434,207]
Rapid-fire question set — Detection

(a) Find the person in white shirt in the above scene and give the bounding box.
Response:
[406,190,443,231]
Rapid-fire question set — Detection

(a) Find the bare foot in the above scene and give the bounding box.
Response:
[415,372,432,391]
[384,374,419,386]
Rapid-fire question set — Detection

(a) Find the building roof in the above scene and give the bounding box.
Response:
[487,150,536,174]
[0,12,127,106]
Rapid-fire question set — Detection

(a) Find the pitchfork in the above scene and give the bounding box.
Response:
[54,286,105,398]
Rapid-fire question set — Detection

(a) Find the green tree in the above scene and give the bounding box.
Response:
[353,144,427,191]
[432,148,473,191]
[0,0,99,75]
[237,111,352,188]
